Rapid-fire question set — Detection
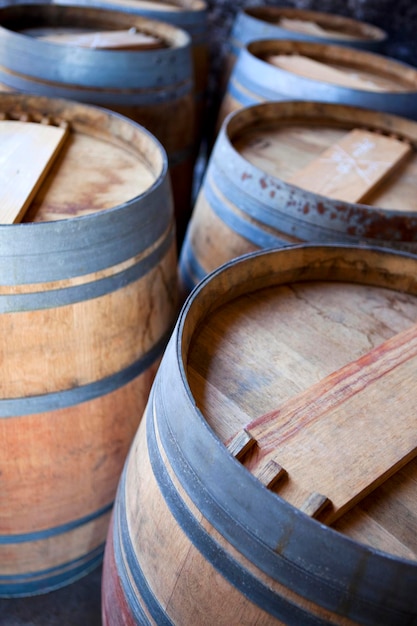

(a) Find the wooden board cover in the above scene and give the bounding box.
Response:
[278,17,356,41]
[38,29,164,50]
[0,121,69,224]
[267,53,386,92]
[231,319,417,524]
[287,128,412,203]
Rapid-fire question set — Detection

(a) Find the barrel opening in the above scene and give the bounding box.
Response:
[248,39,417,94]
[243,6,387,42]
[225,101,417,153]
[0,4,191,50]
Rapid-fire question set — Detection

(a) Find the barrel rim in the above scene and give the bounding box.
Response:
[244,37,417,94]
[240,6,387,43]
[0,2,192,49]
[0,2,193,88]
[219,99,417,227]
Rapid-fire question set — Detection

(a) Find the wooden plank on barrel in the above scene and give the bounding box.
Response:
[38,29,164,50]
[286,128,412,203]
[231,320,417,524]
[267,54,387,92]
[0,121,69,224]
[278,17,356,41]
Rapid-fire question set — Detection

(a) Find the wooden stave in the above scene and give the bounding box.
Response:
[0,92,179,596]
[0,3,195,242]
[103,244,417,625]
[179,100,417,294]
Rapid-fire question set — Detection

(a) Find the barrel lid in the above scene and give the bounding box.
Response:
[248,39,417,95]
[0,94,167,224]
[218,100,417,246]
[28,27,167,51]
[0,3,192,88]
[182,244,417,565]
[240,6,387,45]
[0,2,191,49]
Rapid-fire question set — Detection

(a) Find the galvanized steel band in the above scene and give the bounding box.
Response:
[0,544,105,597]
[0,224,175,311]
[0,177,173,284]
[0,29,192,88]
[0,67,194,107]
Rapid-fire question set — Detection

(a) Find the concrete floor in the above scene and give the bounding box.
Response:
[0,566,102,626]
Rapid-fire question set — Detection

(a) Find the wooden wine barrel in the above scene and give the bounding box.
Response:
[0,2,195,242]
[57,0,209,151]
[0,92,178,597]
[227,6,387,81]
[218,39,417,130]
[179,100,417,294]
[102,244,417,625]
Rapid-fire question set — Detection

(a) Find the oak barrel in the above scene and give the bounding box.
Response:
[180,100,417,293]
[227,6,387,78]
[0,2,195,241]
[219,39,417,129]
[0,92,178,596]
[57,0,209,151]
[102,243,417,625]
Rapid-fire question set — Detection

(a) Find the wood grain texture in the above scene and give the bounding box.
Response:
[102,516,140,626]
[187,262,417,560]
[287,129,412,202]
[1,246,177,397]
[237,319,417,523]
[267,53,389,91]
[0,121,69,223]
[235,122,417,212]
[277,17,360,41]
[0,109,157,224]
[38,29,164,50]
